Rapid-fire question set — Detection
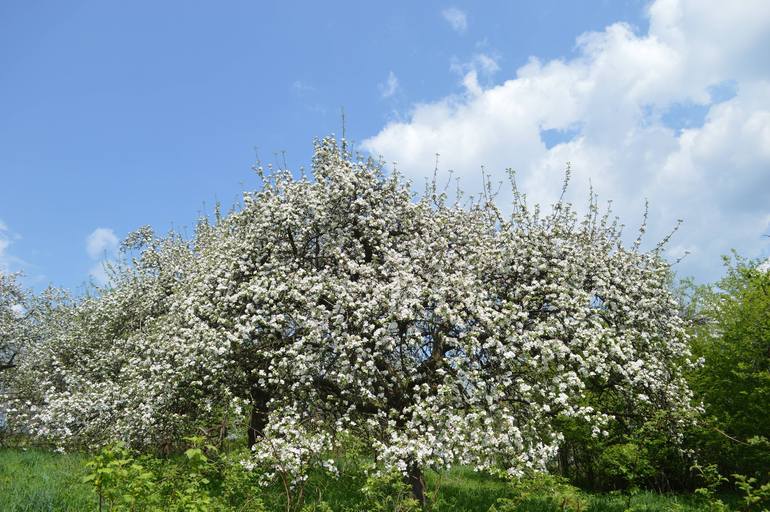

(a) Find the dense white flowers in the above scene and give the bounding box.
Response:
[0,272,27,375]
[6,137,695,489]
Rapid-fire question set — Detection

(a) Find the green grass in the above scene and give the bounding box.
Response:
[0,448,734,511]
[427,467,512,510]
[0,448,93,511]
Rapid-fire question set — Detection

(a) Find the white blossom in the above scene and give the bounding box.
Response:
[6,137,695,481]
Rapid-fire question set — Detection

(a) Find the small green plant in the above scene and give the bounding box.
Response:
[361,469,422,512]
[83,437,231,511]
[597,443,654,490]
[300,501,335,512]
[733,473,770,512]
[490,472,587,512]
[596,442,655,509]
[217,449,267,511]
[83,442,158,511]
[164,436,221,512]
[691,462,729,512]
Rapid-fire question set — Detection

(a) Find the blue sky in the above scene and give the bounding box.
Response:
[1,1,768,291]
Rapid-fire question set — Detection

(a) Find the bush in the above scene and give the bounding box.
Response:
[595,443,655,493]
[82,440,266,511]
[490,472,587,512]
[688,256,770,480]
[361,470,422,512]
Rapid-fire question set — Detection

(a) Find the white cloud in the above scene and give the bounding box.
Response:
[86,228,118,260]
[450,53,501,96]
[380,71,400,98]
[86,228,119,284]
[451,53,500,77]
[89,262,111,285]
[291,80,315,96]
[0,220,18,272]
[364,0,770,282]
[0,238,9,272]
[442,7,467,34]
[0,222,8,258]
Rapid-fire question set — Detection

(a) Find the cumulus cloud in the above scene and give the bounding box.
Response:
[379,71,400,98]
[363,0,770,282]
[0,231,9,272]
[450,53,501,96]
[86,228,119,284]
[86,228,118,260]
[451,53,500,77]
[89,263,111,286]
[0,220,20,273]
[442,7,467,34]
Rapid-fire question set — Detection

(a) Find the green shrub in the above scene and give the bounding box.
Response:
[688,256,770,481]
[82,439,266,511]
[733,473,770,511]
[83,442,160,511]
[596,443,655,492]
[360,469,421,512]
[490,472,588,512]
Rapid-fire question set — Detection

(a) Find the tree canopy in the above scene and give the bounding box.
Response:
[4,137,697,502]
[0,272,27,374]
[688,256,770,479]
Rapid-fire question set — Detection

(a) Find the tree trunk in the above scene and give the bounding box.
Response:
[406,462,426,507]
[247,388,269,448]
[558,443,570,478]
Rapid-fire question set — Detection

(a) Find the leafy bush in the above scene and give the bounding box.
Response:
[83,443,160,511]
[733,473,770,511]
[595,443,655,492]
[688,256,770,480]
[691,462,730,512]
[361,470,422,512]
[490,472,587,512]
[82,440,265,511]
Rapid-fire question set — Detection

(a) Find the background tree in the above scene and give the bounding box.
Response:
[689,255,770,480]
[0,272,27,375]
[7,226,236,449]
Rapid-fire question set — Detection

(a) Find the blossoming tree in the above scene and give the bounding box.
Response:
[0,272,27,375]
[8,137,695,503]
[169,139,695,501]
